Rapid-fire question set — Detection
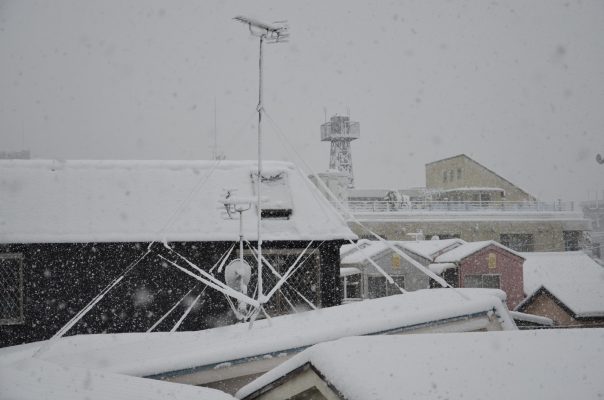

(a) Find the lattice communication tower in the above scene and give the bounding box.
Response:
[321,115,360,188]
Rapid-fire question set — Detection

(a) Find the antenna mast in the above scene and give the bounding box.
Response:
[213,97,217,160]
[234,15,288,316]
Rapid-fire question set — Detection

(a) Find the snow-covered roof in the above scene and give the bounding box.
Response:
[434,240,523,263]
[339,267,361,277]
[508,311,554,326]
[237,329,604,400]
[428,262,457,275]
[340,239,465,265]
[0,289,515,379]
[0,357,235,400]
[399,238,465,260]
[340,240,391,264]
[0,160,356,243]
[519,251,604,317]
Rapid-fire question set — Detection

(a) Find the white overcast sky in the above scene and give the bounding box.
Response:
[1,0,603,201]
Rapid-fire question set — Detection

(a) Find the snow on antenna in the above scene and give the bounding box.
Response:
[234,15,288,321]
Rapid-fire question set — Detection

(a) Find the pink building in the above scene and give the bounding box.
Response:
[431,241,525,309]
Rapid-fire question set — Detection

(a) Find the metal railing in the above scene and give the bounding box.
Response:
[340,200,575,213]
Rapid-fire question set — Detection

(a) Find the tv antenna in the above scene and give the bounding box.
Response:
[234,16,288,318]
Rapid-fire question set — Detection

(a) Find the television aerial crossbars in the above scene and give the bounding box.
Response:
[233,16,288,322]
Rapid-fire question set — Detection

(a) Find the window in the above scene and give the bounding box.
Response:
[367,275,404,299]
[443,170,447,182]
[563,231,580,251]
[238,248,321,315]
[464,274,500,289]
[290,387,329,400]
[449,170,454,181]
[500,233,534,252]
[388,275,405,294]
[1,253,24,325]
[341,273,361,300]
[457,168,462,179]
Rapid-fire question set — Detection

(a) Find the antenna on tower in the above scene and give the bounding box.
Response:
[321,114,360,188]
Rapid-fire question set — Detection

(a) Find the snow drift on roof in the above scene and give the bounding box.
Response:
[340,240,391,264]
[0,357,235,400]
[238,329,604,400]
[0,289,514,378]
[340,239,465,265]
[428,262,457,275]
[0,160,355,243]
[398,238,465,260]
[519,251,604,317]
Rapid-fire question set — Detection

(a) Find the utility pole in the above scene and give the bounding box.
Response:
[234,16,288,315]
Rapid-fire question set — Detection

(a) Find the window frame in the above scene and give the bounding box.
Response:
[341,273,362,300]
[500,233,534,252]
[366,275,404,299]
[0,252,25,325]
[239,248,322,314]
[463,273,501,289]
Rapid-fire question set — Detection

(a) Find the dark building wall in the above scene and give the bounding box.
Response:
[0,240,343,348]
[318,241,343,308]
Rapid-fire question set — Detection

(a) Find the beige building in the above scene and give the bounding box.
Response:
[341,154,591,252]
[311,154,591,252]
[350,213,589,252]
[581,198,604,259]
[425,154,535,202]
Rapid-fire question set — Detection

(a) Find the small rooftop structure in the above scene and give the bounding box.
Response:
[238,329,604,400]
[425,154,535,202]
[517,251,604,324]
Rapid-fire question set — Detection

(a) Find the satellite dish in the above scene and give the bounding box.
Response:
[224,259,252,294]
[225,259,252,320]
